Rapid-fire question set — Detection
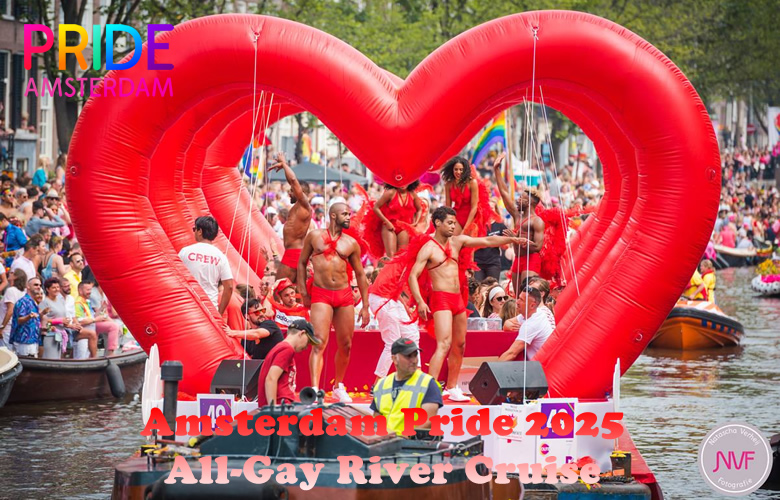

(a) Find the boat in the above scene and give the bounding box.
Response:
[751,275,780,297]
[114,390,490,500]
[712,244,757,268]
[650,300,744,350]
[764,433,780,491]
[6,348,147,404]
[0,347,22,408]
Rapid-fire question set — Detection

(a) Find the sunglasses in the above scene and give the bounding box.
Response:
[248,309,265,315]
[495,296,508,302]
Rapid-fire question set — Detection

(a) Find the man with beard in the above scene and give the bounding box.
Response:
[297,202,370,402]
[227,298,284,360]
[268,152,312,284]
[493,152,545,285]
[409,206,524,402]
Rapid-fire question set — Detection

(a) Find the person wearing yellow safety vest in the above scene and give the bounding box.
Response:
[369,338,443,436]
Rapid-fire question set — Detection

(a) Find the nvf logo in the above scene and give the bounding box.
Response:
[699,422,773,496]
[713,451,755,473]
[23,24,174,98]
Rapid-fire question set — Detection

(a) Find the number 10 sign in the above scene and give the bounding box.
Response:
[197,394,233,432]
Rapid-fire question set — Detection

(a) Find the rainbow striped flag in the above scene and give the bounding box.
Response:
[241,133,271,179]
[471,112,506,166]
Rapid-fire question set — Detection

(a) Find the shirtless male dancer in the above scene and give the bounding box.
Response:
[269,152,312,283]
[409,206,524,402]
[493,152,545,285]
[298,202,370,402]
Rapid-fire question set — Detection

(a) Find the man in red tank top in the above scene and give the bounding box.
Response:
[409,206,523,402]
[297,202,370,403]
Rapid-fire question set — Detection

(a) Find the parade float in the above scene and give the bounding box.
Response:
[64,9,721,500]
[751,259,780,297]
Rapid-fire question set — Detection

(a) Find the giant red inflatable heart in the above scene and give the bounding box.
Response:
[67,11,720,397]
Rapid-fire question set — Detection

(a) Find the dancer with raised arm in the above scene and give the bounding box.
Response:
[298,202,370,402]
[408,206,524,402]
[268,152,312,283]
[492,152,545,285]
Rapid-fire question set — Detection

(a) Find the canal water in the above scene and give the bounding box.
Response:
[0,267,777,499]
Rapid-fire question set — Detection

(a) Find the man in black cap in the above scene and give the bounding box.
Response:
[258,319,320,406]
[370,339,443,435]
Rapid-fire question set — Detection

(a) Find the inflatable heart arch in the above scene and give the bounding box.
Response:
[67,11,720,397]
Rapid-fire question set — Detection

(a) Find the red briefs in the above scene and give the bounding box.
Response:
[280,248,302,269]
[311,285,354,308]
[511,252,542,274]
[430,291,467,316]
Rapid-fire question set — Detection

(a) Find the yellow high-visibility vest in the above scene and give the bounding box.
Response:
[372,370,437,435]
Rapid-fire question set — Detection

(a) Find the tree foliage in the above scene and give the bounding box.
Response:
[22,0,780,153]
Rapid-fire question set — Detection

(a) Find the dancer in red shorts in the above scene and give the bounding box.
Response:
[492,153,545,286]
[408,206,523,402]
[268,152,311,284]
[298,202,369,402]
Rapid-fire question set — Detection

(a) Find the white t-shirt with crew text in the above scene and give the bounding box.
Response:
[178,242,233,307]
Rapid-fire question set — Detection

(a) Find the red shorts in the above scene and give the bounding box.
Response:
[311,285,354,309]
[280,248,302,269]
[430,291,467,316]
[511,252,542,274]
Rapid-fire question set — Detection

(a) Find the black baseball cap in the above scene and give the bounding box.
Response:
[391,338,420,355]
[289,319,320,345]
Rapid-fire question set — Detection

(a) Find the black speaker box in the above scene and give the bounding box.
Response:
[468,361,548,405]
[210,359,264,400]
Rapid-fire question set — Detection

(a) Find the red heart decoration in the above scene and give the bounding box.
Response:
[67,11,719,396]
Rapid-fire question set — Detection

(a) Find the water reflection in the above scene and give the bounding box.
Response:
[0,268,777,498]
[624,267,780,499]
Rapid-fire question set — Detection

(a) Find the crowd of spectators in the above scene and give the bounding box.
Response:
[0,153,129,358]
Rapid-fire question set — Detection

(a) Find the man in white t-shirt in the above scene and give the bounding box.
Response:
[178,216,234,314]
[499,287,554,361]
[11,234,45,284]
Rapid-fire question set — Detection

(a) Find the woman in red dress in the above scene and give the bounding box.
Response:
[442,156,495,236]
[363,182,422,258]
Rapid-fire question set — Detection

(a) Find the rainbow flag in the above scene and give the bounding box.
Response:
[241,133,271,179]
[471,112,506,166]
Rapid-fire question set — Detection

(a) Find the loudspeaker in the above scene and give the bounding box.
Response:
[210,359,264,400]
[468,361,548,405]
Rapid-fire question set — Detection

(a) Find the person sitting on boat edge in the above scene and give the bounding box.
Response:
[257,319,320,407]
[226,298,284,360]
[684,260,717,304]
[370,338,443,436]
[498,286,554,361]
[9,276,43,357]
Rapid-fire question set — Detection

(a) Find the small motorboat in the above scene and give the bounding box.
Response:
[650,300,744,350]
[6,348,147,404]
[712,244,757,268]
[0,347,22,408]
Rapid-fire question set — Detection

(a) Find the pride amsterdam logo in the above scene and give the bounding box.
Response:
[698,421,773,496]
[23,24,174,98]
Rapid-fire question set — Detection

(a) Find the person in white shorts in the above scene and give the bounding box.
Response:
[367,260,420,382]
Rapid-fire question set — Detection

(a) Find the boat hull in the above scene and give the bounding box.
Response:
[651,305,743,349]
[7,350,146,404]
[112,457,489,500]
[0,355,22,408]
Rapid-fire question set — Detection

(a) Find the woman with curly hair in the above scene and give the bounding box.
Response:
[369,181,422,257]
[442,156,479,235]
[442,156,497,236]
